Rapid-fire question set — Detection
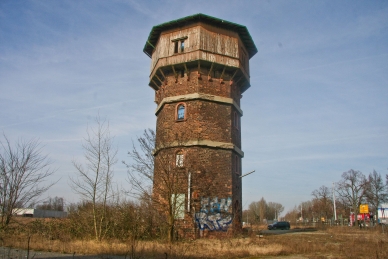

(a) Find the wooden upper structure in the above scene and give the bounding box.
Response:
[143,13,257,93]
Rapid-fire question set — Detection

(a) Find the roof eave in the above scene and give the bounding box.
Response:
[143,13,257,58]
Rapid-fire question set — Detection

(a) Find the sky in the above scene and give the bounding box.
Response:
[1,0,387,214]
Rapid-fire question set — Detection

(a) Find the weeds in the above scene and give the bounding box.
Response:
[1,223,388,258]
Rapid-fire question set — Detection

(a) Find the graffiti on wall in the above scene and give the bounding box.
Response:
[195,197,233,231]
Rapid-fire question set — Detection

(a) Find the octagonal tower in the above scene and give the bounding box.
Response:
[143,13,257,238]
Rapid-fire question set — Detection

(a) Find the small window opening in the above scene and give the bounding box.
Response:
[172,36,187,54]
[180,41,185,52]
[176,151,184,167]
[177,104,185,121]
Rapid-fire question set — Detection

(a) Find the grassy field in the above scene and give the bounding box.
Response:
[2,225,388,259]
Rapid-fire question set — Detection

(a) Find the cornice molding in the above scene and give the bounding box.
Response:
[153,139,244,157]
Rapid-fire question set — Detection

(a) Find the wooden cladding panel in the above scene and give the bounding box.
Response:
[151,26,200,71]
[199,27,238,58]
[150,23,247,75]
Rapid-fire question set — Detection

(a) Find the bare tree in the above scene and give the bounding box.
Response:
[124,129,194,242]
[311,185,333,221]
[124,129,155,202]
[0,134,56,229]
[266,202,284,220]
[283,205,300,222]
[69,116,117,241]
[247,201,260,224]
[246,197,268,224]
[300,200,314,221]
[364,170,388,221]
[336,169,367,225]
[258,197,267,223]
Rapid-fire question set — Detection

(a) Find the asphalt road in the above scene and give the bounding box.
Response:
[259,228,317,235]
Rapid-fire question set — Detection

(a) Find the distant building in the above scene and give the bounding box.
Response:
[378,204,388,224]
[12,208,67,218]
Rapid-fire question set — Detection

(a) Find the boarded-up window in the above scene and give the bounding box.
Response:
[172,194,185,219]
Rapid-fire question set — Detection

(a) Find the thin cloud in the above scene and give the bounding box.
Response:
[251,152,385,165]
[256,53,388,79]
[1,1,387,214]
[42,138,83,143]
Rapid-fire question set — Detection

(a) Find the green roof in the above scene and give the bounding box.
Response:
[143,13,257,58]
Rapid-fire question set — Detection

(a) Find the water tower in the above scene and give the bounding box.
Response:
[143,13,257,237]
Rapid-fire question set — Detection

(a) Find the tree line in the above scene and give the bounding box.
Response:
[243,198,284,224]
[241,171,387,225]
[282,169,388,224]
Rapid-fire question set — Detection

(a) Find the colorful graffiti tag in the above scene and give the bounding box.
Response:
[195,197,233,231]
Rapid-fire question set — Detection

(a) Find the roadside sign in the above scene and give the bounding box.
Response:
[357,214,369,220]
[360,204,369,214]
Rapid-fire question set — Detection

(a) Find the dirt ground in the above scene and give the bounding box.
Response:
[0,246,310,259]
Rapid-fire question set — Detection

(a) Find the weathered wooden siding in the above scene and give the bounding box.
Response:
[151,26,200,71]
[198,26,239,58]
[150,22,249,76]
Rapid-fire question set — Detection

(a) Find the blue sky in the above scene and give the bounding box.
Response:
[1,0,387,214]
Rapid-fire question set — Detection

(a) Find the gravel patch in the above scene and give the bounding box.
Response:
[0,247,128,259]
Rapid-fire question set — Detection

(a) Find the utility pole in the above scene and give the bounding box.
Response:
[333,182,337,221]
[301,205,303,220]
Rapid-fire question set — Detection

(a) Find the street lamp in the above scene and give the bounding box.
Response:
[240,170,255,178]
[241,170,255,226]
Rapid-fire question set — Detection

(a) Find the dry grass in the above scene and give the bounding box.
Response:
[2,226,388,258]
[263,226,388,259]
[1,235,285,259]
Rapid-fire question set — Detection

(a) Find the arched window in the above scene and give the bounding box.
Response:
[176,103,186,121]
[176,150,184,167]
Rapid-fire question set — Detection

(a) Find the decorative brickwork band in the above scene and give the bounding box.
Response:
[153,139,244,158]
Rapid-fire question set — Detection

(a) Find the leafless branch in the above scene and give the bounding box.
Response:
[69,115,117,241]
[0,134,56,229]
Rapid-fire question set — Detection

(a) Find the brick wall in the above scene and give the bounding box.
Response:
[153,68,243,238]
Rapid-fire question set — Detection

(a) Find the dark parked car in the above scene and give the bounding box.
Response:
[267,221,290,230]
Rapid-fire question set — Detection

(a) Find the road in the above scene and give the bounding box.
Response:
[259,228,317,235]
